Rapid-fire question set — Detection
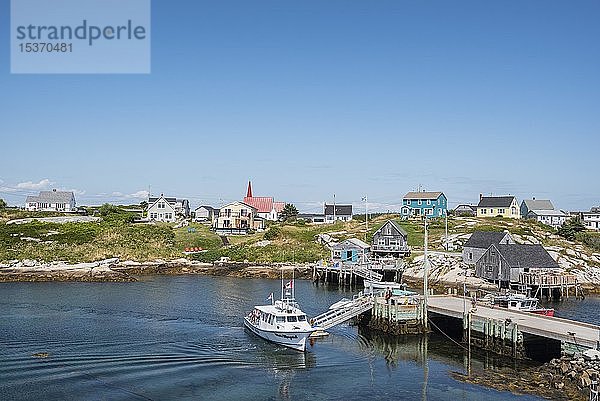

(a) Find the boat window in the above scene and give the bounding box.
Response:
[298,315,306,321]
[276,316,285,323]
[286,316,298,322]
[510,302,517,307]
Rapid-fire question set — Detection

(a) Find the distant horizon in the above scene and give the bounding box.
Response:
[1,1,598,212]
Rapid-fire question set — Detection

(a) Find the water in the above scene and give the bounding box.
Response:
[2,277,593,401]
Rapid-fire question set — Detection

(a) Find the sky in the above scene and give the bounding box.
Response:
[0,0,599,213]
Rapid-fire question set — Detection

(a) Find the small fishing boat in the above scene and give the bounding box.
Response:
[491,293,554,316]
[364,280,407,290]
[244,277,315,352]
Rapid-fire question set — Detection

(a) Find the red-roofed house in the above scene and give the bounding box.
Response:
[242,181,286,221]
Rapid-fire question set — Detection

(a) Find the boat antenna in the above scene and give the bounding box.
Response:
[281,267,284,301]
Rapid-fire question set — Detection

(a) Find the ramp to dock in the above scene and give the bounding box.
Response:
[312,296,374,330]
[428,296,600,349]
[352,266,383,281]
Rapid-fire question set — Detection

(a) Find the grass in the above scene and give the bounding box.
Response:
[1,207,598,264]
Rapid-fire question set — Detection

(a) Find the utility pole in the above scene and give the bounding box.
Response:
[362,195,368,241]
[423,217,429,330]
[333,193,336,222]
[445,211,448,251]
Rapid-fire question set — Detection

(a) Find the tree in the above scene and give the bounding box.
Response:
[279,203,299,222]
[557,216,586,241]
[0,198,6,209]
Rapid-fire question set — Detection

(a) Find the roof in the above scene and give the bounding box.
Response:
[528,209,567,217]
[149,196,177,205]
[26,190,75,204]
[373,220,408,237]
[477,196,516,208]
[403,191,444,200]
[244,196,274,213]
[495,244,559,269]
[464,231,509,249]
[195,205,215,211]
[324,204,352,216]
[454,204,476,211]
[522,199,554,211]
[273,202,285,213]
[333,238,370,250]
[222,200,257,211]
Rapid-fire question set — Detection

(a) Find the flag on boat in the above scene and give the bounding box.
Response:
[284,280,293,289]
[266,292,273,301]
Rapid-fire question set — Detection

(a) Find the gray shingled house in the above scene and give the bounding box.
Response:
[462,231,514,265]
[520,198,555,218]
[324,204,352,223]
[371,220,410,258]
[475,244,559,287]
[25,189,76,212]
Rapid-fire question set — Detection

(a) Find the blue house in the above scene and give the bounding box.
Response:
[331,238,370,264]
[401,191,448,218]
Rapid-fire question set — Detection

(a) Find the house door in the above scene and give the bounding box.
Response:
[385,238,389,246]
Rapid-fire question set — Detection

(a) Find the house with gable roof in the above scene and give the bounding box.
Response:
[462,230,514,265]
[475,243,559,287]
[475,195,519,219]
[520,198,568,229]
[25,189,76,212]
[214,200,262,235]
[242,181,285,221]
[147,194,190,222]
[401,191,447,218]
[371,220,410,257]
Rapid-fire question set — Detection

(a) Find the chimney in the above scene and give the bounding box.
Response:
[52,189,57,192]
[533,197,536,201]
[479,193,483,201]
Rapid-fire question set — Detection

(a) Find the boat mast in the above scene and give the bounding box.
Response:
[423,217,429,330]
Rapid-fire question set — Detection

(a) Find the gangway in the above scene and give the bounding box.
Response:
[311,295,374,330]
[352,265,383,282]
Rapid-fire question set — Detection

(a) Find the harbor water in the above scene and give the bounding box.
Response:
[1,276,597,401]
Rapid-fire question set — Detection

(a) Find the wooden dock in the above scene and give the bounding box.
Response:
[427,295,600,356]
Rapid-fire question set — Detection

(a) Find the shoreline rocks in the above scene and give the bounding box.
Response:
[0,258,314,282]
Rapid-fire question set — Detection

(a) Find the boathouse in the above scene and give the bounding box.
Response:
[371,220,410,258]
[331,238,370,264]
[475,243,559,288]
[462,231,514,265]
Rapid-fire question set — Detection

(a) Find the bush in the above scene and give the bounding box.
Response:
[263,226,282,240]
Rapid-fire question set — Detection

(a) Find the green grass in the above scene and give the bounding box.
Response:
[2,210,598,264]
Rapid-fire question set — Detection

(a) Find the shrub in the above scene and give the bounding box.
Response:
[263,226,282,240]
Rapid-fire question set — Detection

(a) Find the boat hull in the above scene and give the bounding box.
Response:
[244,318,312,352]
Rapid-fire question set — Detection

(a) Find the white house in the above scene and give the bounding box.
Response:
[148,194,189,222]
[194,205,218,222]
[583,208,600,231]
[324,204,353,223]
[25,189,76,212]
[526,209,569,229]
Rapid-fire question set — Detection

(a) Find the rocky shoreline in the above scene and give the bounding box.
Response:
[450,354,600,401]
[0,258,314,282]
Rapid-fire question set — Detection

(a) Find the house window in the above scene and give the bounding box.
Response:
[427,199,431,205]
[481,209,487,215]
[223,220,231,228]
[498,208,505,214]
[418,200,422,205]
[240,209,247,217]
[158,202,165,209]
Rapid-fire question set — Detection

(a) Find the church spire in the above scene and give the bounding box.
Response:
[246,180,253,198]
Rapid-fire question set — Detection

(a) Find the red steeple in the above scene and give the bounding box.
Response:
[246,180,253,198]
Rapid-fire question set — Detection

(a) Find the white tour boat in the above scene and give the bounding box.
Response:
[244,278,315,352]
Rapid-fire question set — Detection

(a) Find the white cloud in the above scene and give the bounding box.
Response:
[16,179,54,190]
[110,190,149,200]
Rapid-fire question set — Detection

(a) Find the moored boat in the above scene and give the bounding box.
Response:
[244,278,315,352]
[491,293,554,316]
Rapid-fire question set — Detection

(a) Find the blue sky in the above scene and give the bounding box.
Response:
[0,0,599,213]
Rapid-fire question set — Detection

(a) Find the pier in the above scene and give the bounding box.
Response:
[313,260,405,286]
[313,292,600,360]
